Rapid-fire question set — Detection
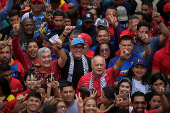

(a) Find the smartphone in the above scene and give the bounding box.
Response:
[47,74,51,82]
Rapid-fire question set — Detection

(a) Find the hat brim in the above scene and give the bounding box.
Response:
[71,42,85,46]
[97,23,108,28]
[83,19,94,23]
[132,62,147,68]
[118,16,128,22]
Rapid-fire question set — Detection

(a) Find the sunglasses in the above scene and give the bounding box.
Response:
[57,105,67,109]
[100,48,110,53]
[133,101,146,106]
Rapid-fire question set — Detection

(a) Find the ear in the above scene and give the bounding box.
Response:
[130,101,133,107]
[119,43,121,49]
[91,64,93,70]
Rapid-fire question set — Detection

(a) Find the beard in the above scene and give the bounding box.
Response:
[133,107,145,113]
[136,36,144,43]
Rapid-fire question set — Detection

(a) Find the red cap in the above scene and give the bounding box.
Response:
[163,2,170,12]
[31,0,43,3]
[78,33,92,45]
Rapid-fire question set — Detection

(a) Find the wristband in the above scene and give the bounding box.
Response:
[57,47,63,49]
[62,33,67,37]
[119,56,125,61]
[157,20,161,24]
[144,42,150,45]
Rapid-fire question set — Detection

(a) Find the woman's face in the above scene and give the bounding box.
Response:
[132,64,147,80]
[89,9,97,22]
[149,95,161,110]
[100,91,110,105]
[84,99,97,113]
[99,44,110,60]
[57,102,67,113]
[63,18,71,27]
[119,82,131,95]
[36,88,45,102]
[25,75,37,89]
[152,79,165,91]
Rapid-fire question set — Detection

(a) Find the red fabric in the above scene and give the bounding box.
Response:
[0,0,7,10]
[163,2,170,12]
[120,28,135,42]
[76,66,120,102]
[152,46,170,75]
[12,35,33,72]
[82,8,85,19]
[9,78,22,97]
[115,49,120,56]
[61,3,69,12]
[84,49,94,59]
[131,109,157,113]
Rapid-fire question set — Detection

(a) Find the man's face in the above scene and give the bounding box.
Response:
[113,0,124,6]
[149,95,161,110]
[141,5,153,15]
[69,34,78,43]
[31,1,44,13]
[97,30,110,43]
[81,0,91,10]
[36,88,45,102]
[50,3,60,10]
[27,97,41,112]
[132,96,146,113]
[0,46,12,64]
[22,19,35,35]
[61,86,75,104]
[53,16,64,30]
[1,70,12,83]
[70,43,84,60]
[39,52,52,69]
[27,42,39,59]
[105,9,118,24]
[42,39,52,49]
[119,40,133,55]
[137,26,150,43]
[83,21,94,30]
[129,19,140,35]
[91,56,105,77]
[63,18,71,27]
[9,15,20,26]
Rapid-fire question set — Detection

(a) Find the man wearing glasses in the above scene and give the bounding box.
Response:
[131,89,169,113]
[61,38,92,90]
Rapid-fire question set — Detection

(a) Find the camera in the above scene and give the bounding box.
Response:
[79,86,96,97]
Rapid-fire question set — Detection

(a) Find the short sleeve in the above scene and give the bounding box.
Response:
[152,50,162,70]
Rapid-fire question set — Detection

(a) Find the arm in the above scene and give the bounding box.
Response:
[52,80,60,98]
[152,12,169,45]
[46,80,52,99]
[75,93,84,113]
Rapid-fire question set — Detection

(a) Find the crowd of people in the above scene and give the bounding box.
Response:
[0,0,170,113]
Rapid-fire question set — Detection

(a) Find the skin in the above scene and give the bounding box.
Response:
[119,40,133,57]
[57,102,67,113]
[92,0,101,7]
[26,42,39,59]
[53,16,64,30]
[63,18,71,27]
[141,5,153,15]
[96,30,110,43]
[83,21,94,30]
[31,1,44,16]
[36,88,45,102]
[105,9,118,25]
[84,99,97,113]
[91,56,105,77]
[69,34,78,43]
[119,100,129,110]
[0,46,12,64]
[99,44,110,60]
[0,70,12,83]
[149,95,161,110]
[24,75,37,90]
[119,82,131,95]
[80,0,91,10]
[132,96,147,113]
[39,52,52,71]
[113,0,124,6]
[22,19,35,36]
[137,26,150,44]
[132,64,147,81]
[26,97,41,113]
[9,15,20,26]
[7,39,13,56]
[70,43,84,60]
[129,19,140,36]
[134,14,143,21]
[61,86,75,106]
[152,79,165,91]
[42,39,52,49]
[100,91,110,105]
[89,9,97,22]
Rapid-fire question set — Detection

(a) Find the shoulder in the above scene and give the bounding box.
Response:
[110,56,120,62]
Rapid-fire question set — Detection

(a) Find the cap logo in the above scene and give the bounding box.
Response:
[86,14,91,18]
[100,19,104,23]
[77,37,83,42]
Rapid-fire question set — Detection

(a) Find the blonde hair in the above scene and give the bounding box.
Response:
[83,97,97,106]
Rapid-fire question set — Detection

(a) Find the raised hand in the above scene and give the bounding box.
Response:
[16,94,28,103]
[52,78,59,89]
[42,9,52,23]
[0,35,11,50]
[63,26,76,36]
[13,19,20,35]
[24,0,31,7]
[120,49,129,60]
[68,2,75,9]
[108,12,118,29]
[75,92,83,107]
[114,93,123,107]
[152,12,161,22]
[53,39,62,50]
[43,0,52,13]
[90,89,98,99]
[156,87,165,96]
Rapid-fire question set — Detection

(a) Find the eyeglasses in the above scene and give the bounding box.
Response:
[87,5,97,9]
[133,101,146,106]
[57,105,67,110]
[72,46,84,50]
[100,48,110,53]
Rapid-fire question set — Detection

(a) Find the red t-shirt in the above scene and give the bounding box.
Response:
[120,28,135,42]
[76,66,119,102]
[61,3,69,12]
[85,49,94,59]
[9,78,22,97]
[131,109,157,113]
[152,46,170,75]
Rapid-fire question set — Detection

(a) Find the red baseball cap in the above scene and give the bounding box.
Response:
[78,33,92,45]
[163,2,170,12]
[31,0,43,3]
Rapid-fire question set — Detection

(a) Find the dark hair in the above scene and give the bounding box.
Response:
[53,10,64,18]
[131,91,146,103]
[107,6,117,11]
[94,42,115,68]
[26,39,39,49]
[102,86,117,100]
[9,10,20,18]
[23,71,32,91]
[142,0,153,9]
[146,91,159,110]
[0,63,11,73]
[129,15,139,20]
[116,78,132,92]
[125,66,150,85]
[67,9,79,20]
[87,5,99,18]
[134,12,145,20]
[63,12,71,19]
[120,35,132,43]
[116,108,129,113]
[137,21,151,31]
[22,17,34,25]
[0,76,12,96]
[150,73,168,86]
[72,29,82,35]
[60,81,74,91]
[27,91,41,100]
[97,28,109,36]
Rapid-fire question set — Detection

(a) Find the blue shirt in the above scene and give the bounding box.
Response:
[108,53,142,82]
